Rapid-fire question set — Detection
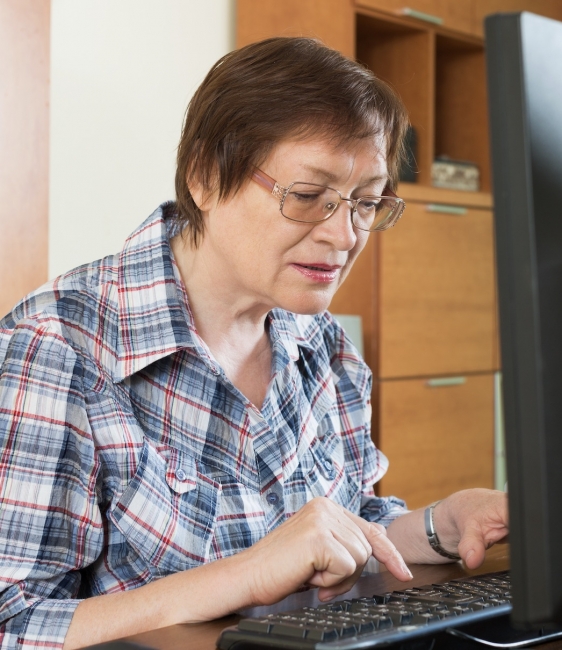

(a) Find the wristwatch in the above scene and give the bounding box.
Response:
[424,501,461,561]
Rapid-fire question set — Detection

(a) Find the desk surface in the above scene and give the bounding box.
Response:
[121,544,539,650]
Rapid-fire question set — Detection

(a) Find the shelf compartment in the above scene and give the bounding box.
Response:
[435,34,490,191]
[356,13,435,185]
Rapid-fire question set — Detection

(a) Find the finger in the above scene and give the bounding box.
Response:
[343,511,412,581]
[306,536,360,590]
[330,525,372,571]
[309,559,365,602]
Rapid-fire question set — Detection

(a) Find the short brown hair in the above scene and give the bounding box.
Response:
[174,37,409,246]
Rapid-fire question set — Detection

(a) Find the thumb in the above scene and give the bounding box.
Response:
[457,524,486,569]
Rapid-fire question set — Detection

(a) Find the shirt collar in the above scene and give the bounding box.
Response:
[113,205,196,382]
[113,204,328,382]
[268,309,327,361]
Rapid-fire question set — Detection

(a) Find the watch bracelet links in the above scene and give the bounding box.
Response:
[424,500,461,561]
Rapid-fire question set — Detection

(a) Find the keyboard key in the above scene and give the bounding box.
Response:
[270,623,307,638]
[305,626,340,642]
[410,612,441,625]
[387,610,414,625]
[238,619,271,633]
[338,623,358,637]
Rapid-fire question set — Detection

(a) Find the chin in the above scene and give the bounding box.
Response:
[278,291,334,316]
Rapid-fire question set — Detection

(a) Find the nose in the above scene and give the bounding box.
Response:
[312,200,357,251]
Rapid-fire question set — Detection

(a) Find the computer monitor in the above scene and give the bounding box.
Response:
[485,11,562,629]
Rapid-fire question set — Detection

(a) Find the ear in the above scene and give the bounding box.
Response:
[187,172,218,212]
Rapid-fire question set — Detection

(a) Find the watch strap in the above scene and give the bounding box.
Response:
[424,501,461,561]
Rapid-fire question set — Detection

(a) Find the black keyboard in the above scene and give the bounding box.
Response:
[217,571,512,649]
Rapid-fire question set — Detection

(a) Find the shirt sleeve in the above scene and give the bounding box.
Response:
[319,312,408,526]
[0,319,103,649]
[358,393,409,526]
[321,311,409,527]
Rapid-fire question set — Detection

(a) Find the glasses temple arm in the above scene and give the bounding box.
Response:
[252,169,276,193]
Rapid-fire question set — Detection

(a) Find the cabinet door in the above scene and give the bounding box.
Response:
[356,0,475,36]
[377,373,494,510]
[379,202,497,378]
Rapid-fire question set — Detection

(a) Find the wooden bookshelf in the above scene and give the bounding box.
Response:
[236,0,562,508]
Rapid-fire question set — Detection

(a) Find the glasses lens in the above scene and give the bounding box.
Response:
[281,183,340,222]
[354,196,405,231]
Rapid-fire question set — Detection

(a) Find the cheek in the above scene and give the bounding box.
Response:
[348,231,370,265]
[337,232,369,286]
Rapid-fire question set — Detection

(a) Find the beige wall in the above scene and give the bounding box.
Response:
[49,0,235,278]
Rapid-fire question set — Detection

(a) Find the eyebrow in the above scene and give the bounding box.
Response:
[300,164,388,187]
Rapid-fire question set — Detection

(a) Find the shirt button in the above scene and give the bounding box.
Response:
[323,458,333,471]
[175,468,187,482]
[266,492,280,505]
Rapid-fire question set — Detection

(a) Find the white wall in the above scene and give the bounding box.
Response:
[49,0,235,278]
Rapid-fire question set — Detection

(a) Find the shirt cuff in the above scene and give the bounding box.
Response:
[360,494,409,527]
[2,598,80,649]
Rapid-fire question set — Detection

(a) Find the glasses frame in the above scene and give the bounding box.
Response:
[252,168,405,232]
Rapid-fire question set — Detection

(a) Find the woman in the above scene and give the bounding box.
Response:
[0,37,507,649]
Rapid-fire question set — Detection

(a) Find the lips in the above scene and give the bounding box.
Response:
[297,263,341,272]
[292,263,342,283]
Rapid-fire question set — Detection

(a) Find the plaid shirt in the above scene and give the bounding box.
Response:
[0,205,406,648]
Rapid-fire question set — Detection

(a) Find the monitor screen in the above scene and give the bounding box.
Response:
[486,11,562,628]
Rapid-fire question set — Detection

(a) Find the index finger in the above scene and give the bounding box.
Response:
[343,509,413,581]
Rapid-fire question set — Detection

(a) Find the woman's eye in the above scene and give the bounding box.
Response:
[361,198,381,211]
[292,192,320,202]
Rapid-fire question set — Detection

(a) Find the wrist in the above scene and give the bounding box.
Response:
[171,552,258,623]
[426,499,461,560]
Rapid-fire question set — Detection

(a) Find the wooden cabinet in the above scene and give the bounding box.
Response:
[379,201,497,379]
[237,0,507,505]
[378,373,495,509]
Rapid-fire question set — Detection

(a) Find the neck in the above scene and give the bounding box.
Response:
[170,233,273,408]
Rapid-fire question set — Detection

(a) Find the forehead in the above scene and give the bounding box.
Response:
[264,134,389,185]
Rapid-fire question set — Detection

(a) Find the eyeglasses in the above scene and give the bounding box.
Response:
[252,168,405,232]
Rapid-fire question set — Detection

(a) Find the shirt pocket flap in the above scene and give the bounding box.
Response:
[109,439,220,576]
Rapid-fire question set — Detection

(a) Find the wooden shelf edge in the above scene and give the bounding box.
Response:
[397,182,493,208]
[354,3,484,45]
[377,368,502,382]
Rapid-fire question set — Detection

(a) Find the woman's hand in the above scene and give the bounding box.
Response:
[242,496,413,605]
[63,497,411,648]
[433,488,508,568]
[386,488,508,567]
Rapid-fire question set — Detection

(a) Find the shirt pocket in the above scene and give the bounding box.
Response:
[301,427,360,514]
[109,439,220,577]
